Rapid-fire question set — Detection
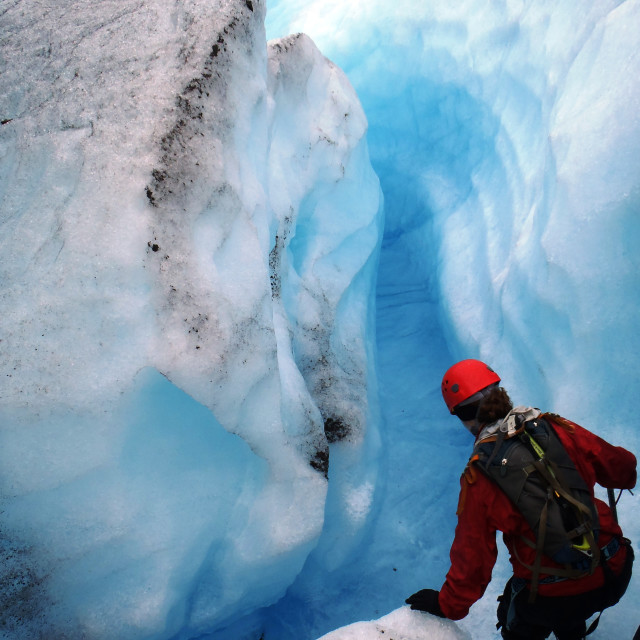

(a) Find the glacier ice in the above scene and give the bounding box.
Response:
[317,607,471,640]
[266,1,640,639]
[268,0,640,420]
[0,1,381,638]
[2,0,640,639]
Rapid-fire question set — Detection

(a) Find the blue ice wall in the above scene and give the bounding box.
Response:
[0,368,268,638]
[265,2,640,639]
[1,1,638,639]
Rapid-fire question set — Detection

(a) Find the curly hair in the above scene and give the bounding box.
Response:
[476,387,513,425]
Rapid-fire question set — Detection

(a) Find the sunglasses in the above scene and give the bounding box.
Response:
[454,401,480,422]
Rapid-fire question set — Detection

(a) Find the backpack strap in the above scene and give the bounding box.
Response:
[529,483,551,602]
[527,454,601,572]
[512,538,592,603]
[483,424,509,469]
[516,427,600,601]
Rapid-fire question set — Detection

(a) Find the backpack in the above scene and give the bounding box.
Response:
[471,414,600,600]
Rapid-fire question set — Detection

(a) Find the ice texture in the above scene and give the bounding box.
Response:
[0,1,381,638]
[266,1,640,640]
[1,0,640,639]
[317,607,471,640]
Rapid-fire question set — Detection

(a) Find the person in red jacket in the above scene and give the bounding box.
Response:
[406,359,636,640]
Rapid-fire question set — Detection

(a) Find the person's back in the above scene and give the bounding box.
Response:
[405,359,636,640]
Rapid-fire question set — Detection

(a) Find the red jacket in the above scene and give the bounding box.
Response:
[438,415,637,620]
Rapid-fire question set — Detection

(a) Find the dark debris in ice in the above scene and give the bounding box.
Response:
[324,416,351,443]
[268,215,292,299]
[310,447,329,478]
[0,534,51,636]
[145,4,259,209]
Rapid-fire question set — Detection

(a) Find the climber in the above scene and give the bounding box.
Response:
[406,359,636,640]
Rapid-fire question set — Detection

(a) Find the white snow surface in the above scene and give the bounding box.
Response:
[1,0,640,639]
[317,607,471,640]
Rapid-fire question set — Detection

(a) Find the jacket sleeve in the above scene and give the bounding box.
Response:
[587,430,636,490]
[438,473,498,620]
[562,420,637,490]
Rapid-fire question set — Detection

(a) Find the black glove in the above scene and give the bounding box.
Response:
[405,588,445,617]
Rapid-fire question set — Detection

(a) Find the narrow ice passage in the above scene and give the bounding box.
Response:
[264,2,640,638]
[252,68,514,639]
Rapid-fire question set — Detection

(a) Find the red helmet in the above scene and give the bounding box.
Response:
[441,359,501,414]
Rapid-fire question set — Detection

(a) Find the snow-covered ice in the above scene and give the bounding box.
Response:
[1,1,381,638]
[317,607,471,640]
[1,0,639,639]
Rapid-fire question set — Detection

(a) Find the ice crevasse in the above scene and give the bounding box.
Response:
[266,1,640,639]
[1,0,640,639]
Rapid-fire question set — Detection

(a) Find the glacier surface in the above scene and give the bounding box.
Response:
[316,607,471,640]
[1,0,639,639]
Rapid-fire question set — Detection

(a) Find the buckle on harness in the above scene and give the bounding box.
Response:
[601,537,620,562]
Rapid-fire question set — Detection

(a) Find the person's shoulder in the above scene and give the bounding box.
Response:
[541,412,594,446]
